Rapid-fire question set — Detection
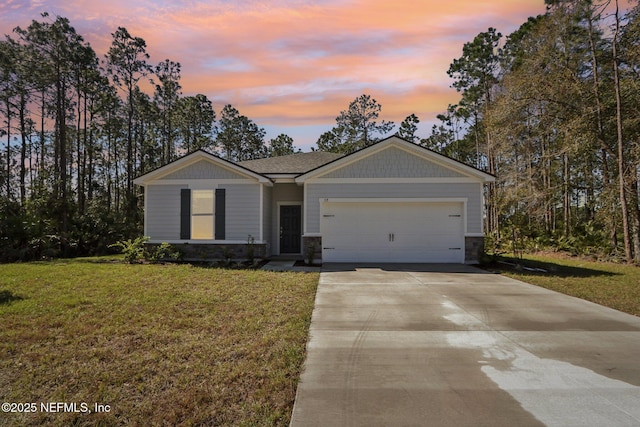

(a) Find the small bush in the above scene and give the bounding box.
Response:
[304,241,319,265]
[109,236,149,264]
[110,238,184,264]
[147,242,183,263]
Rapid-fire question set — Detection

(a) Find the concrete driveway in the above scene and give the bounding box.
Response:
[290,263,640,427]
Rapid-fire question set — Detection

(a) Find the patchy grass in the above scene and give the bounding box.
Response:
[0,257,318,426]
[485,253,640,316]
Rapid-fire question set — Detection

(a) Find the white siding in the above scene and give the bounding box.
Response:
[160,159,249,180]
[222,184,261,240]
[320,146,465,179]
[145,183,263,242]
[146,184,185,240]
[305,183,482,234]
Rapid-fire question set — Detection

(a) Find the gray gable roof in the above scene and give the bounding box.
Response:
[237,151,344,174]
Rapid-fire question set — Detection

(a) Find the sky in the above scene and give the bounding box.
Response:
[0,0,547,151]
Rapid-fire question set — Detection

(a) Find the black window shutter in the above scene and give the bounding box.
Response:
[180,189,191,240]
[215,188,226,240]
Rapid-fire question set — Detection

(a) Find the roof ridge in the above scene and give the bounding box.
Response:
[237,151,344,174]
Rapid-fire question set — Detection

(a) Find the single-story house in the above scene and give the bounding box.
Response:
[133,135,495,263]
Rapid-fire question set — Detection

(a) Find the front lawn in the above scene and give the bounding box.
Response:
[486,253,640,316]
[0,258,318,426]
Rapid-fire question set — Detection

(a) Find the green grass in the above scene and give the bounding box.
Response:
[486,253,640,316]
[0,257,318,426]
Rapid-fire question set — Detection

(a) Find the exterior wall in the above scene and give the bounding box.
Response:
[271,183,304,254]
[146,184,186,240]
[220,183,261,241]
[160,159,249,180]
[320,146,465,179]
[465,236,485,264]
[272,183,304,202]
[262,186,272,256]
[144,182,262,242]
[304,182,482,235]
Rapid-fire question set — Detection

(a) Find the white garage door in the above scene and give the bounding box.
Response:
[321,201,464,263]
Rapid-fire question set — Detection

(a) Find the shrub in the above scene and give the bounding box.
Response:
[109,236,149,264]
[146,242,183,263]
[305,241,318,265]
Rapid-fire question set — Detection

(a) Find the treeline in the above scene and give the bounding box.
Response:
[0,14,297,261]
[4,1,640,263]
[423,0,640,262]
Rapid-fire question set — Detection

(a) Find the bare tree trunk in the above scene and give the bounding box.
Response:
[630,170,640,262]
[57,77,69,234]
[613,0,633,262]
[587,10,615,234]
[87,104,94,203]
[76,85,84,215]
[126,94,134,220]
[19,93,27,206]
[40,88,46,181]
[81,88,88,210]
[563,153,570,237]
[106,120,112,214]
[5,101,11,200]
[541,135,553,234]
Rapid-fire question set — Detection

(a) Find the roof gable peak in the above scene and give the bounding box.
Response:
[295,135,495,182]
[133,150,272,185]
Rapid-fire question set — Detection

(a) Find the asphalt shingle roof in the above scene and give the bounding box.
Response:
[237,151,344,174]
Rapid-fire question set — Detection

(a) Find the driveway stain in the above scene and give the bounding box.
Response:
[442,297,640,426]
[291,264,640,426]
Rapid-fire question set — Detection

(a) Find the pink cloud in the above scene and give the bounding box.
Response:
[1,0,566,148]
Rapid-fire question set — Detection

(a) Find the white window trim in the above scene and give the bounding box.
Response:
[191,189,215,240]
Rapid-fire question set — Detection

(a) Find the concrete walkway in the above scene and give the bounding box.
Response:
[290,263,640,426]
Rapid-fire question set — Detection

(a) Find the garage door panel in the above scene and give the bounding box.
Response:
[321,201,464,263]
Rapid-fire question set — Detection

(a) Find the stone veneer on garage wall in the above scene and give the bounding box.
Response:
[303,236,485,264]
[464,236,484,264]
[302,236,322,263]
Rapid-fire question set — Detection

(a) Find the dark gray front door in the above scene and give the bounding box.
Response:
[280,205,301,254]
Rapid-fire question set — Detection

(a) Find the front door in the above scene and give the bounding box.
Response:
[280,205,301,254]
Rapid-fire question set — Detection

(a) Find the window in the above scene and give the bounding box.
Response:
[191,190,214,239]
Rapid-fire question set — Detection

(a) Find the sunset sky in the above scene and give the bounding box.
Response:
[1,0,547,150]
